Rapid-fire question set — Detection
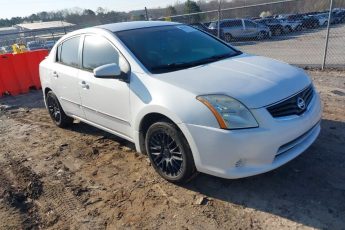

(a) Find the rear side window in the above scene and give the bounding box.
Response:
[244,20,257,28]
[82,35,119,71]
[58,36,80,67]
[223,20,242,27]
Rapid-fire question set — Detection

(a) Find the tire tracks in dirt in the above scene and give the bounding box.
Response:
[0,154,42,229]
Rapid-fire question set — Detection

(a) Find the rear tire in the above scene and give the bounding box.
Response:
[224,33,233,43]
[46,91,73,128]
[145,121,197,183]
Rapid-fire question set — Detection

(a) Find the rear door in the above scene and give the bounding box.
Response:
[52,36,85,118]
[244,20,258,38]
[78,34,132,140]
[223,20,244,40]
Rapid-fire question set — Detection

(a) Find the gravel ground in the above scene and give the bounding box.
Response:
[234,24,345,68]
[0,69,344,230]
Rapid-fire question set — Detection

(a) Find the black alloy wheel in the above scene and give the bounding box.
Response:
[146,121,196,183]
[46,91,73,128]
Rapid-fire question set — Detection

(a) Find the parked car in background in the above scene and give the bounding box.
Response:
[315,13,329,26]
[203,22,211,27]
[255,18,285,35]
[279,18,302,31]
[189,23,215,34]
[0,46,12,54]
[331,10,345,24]
[285,14,305,27]
[27,41,44,51]
[43,40,56,50]
[209,19,270,42]
[0,47,6,54]
[338,10,345,23]
[285,14,304,21]
[301,15,320,29]
[40,21,322,183]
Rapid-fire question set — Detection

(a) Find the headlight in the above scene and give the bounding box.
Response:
[197,95,259,129]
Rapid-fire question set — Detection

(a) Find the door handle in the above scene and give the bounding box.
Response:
[80,81,89,89]
[52,71,58,78]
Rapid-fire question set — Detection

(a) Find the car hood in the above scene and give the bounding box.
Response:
[153,54,311,109]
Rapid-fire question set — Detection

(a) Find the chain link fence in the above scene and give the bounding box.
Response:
[0,0,344,69]
[161,0,345,69]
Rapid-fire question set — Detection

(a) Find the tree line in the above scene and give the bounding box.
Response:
[0,0,344,28]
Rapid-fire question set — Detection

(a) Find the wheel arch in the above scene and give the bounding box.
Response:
[43,87,53,106]
[44,87,52,97]
[136,110,184,154]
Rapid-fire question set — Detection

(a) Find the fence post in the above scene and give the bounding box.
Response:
[217,0,221,38]
[145,7,149,21]
[322,0,334,70]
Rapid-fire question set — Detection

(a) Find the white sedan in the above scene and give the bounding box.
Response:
[39,21,322,183]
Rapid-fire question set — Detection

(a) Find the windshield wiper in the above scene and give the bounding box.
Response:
[151,62,197,72]
[151,53,233,73]
[198,53,234,63]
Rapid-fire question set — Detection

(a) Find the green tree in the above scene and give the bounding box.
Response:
[184,0,202,23]
[83,9,96,16]
[166,5,177,16]
[96,7,106,15]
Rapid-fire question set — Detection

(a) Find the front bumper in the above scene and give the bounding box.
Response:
[180,91,322,179]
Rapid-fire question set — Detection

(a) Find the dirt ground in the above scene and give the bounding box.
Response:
[0,69,344,230]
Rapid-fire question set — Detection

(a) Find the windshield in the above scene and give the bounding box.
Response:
[116,25,241,74]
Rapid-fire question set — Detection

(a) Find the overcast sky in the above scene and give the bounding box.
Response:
[1,0,179,19]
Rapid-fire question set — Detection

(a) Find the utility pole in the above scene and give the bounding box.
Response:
[322,0,334,70]
[217,0,221,38]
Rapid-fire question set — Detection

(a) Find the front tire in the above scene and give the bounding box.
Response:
[46,91,73,128]
[224,33,233,43]
[285,26,292,33]
[274,27,282,36]
[145,121,197,183]
[257,31,265,40]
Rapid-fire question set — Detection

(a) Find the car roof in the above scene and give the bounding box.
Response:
[96,21,181,32]
[221,19,242,22]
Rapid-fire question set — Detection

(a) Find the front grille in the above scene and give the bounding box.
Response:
[267,85,314,118]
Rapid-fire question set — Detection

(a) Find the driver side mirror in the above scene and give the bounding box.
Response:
[94,63,122,79]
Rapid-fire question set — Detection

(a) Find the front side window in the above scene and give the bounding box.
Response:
[232,20,243,27]
[223,20,242,27]
[116,25,241,74]
[82,35,120,71]
[58,36,80,67]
